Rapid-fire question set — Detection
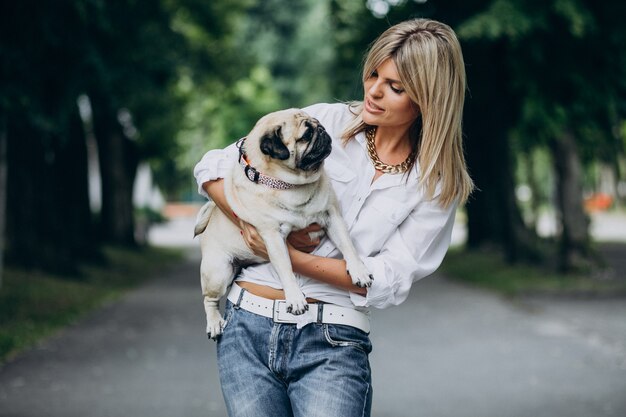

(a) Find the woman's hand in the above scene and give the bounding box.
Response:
[287,223,324,253]
[238,221,324,260]
[238,220,269,260]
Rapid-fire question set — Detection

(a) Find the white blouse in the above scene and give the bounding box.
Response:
[194,102,457,310]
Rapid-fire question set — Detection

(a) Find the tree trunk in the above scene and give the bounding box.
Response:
[524,150,542,232]
[462,40,539,263]
[5,104,97,273]
[0,114,7,289]
[550,131,592,272]
[6,113,49,269]
[89,91,138,246]
[57,104,99,262]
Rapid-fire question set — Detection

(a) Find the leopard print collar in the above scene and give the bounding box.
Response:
[236,137,297,190]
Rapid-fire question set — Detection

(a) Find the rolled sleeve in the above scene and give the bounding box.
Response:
[193,142,239,198]
[349,198,458,309]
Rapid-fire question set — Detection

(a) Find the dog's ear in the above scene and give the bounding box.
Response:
[260,127,290,160]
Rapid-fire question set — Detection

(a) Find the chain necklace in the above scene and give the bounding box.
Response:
[365,127,416,174]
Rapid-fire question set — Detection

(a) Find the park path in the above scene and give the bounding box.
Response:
[0,213,625,417]
[0,249,225,417]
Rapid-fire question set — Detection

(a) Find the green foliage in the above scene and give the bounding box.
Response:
[173,0,341,198]
[174,65,283,176]
[330,0,384,101]
[0,246,182,362]
[457,0,536,41]
[456,0,626,262]
[237,0,335,106]
[458,0,625,165]
[4,0,624,271]
[552,0,595,37]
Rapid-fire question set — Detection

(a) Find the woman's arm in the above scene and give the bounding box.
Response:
[203,179,239,226]
[288,245,368,295]
[194,143,239,199]
[204,179,325,256]
[244,231,367,295]
[227,202,367,295]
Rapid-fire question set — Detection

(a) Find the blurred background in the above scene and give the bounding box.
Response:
[1,0,626,415]
[2,0,626,277]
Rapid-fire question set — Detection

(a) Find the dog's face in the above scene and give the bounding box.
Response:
[246,109,332,174]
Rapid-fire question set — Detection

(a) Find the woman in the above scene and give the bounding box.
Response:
[194,18,473,417]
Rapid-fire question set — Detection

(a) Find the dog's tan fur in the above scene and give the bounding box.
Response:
[195,109,372,339]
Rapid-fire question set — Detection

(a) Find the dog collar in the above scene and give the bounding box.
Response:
[236,137,297,190]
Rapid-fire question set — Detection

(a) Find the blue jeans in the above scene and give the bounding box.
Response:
[216,300,373,417]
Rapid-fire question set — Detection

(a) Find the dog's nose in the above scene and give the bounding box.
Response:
[305,117,324,130]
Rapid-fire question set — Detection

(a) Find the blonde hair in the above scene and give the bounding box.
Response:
[343,18,473,207]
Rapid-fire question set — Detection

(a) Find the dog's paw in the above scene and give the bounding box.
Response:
[346,262,374,288]
[206,320,225,341]
[206,312,225,341]
[286,299,309,315]
[284,290,308,316]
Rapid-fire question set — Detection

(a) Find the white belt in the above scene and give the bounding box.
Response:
[227,283,370,334]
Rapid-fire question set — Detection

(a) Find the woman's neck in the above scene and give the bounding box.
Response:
[373,125,412,156]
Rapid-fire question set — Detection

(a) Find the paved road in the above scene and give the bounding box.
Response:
[0,249,224,417]
[1,215,625,416]
[369,278,626,417]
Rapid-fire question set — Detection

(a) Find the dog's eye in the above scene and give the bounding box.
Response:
[297,128,313,143]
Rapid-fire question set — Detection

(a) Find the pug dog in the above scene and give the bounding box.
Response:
[194,108,373,339]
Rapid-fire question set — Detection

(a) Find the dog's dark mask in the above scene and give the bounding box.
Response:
[296,121,332,172]
[260,126,290,161]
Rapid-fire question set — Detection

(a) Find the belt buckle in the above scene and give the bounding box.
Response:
[273,300,296,323]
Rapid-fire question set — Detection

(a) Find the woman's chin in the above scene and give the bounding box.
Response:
[362,112,379,126]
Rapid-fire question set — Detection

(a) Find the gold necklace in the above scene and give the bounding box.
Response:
[365,127,416,174]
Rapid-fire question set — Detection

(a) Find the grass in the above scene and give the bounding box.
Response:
[440,247,626,298]
[0,246,183,363]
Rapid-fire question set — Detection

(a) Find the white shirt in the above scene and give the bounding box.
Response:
[194,102,457,310]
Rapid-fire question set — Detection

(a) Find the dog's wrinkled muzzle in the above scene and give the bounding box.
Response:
[297,125,332,171]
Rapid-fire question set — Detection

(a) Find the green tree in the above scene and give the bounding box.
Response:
[459,0,626,270]
[329,0,386,101]
[356,0,626,271]
[0,113,7,288]
[0,0,249,271]
[158,0,252,198]
[174,0,338,191]
[82,0,187,245]
[2,0,98,272]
